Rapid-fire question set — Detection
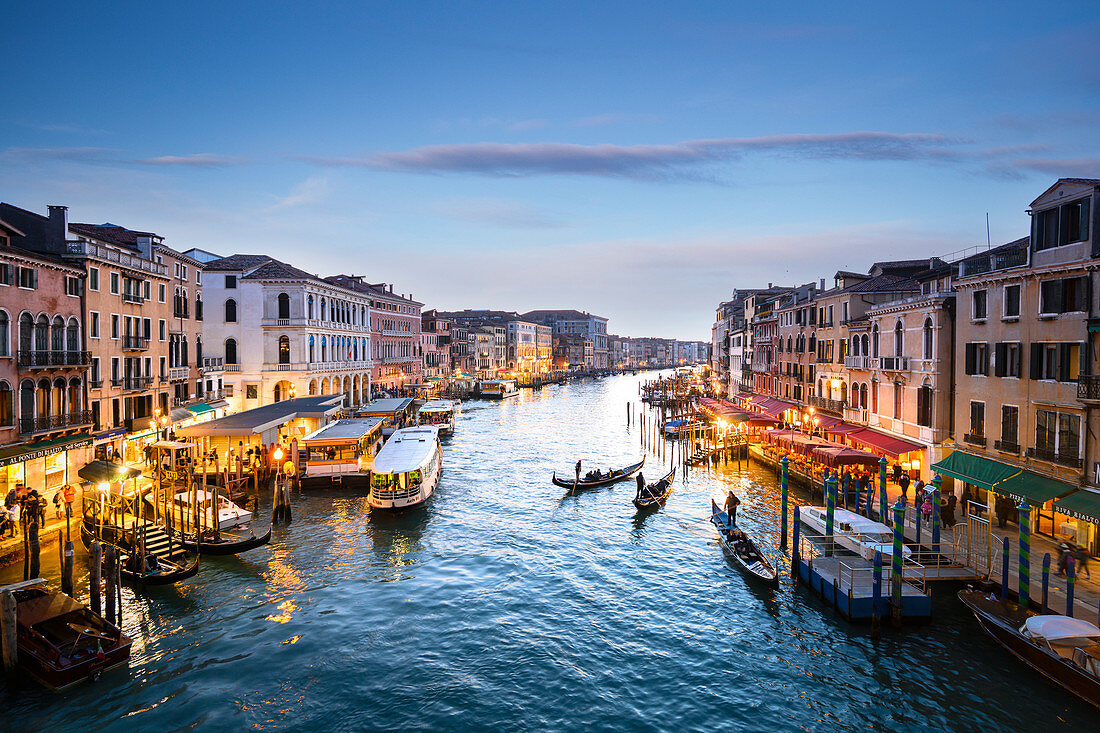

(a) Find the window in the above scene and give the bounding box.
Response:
[278,335,290,364]
[90,357,100,384]
[89,267,99,291]
[225,299,237,323]
[225,338,238,364]
[993,342,1021,378]
[917,384,933,427]
[1039,276,1087,315]
[871,325,880,358]
[964,343,989,375]
[226,275,237,289]
[89,312,100,339]
[922,318,933,359]
[972,290,987,320]
[142,318,151,340]
[1033,197,1090,250]
[1035,409,1081,461]
[18,267,38,289]
[110,272,119,294]
[1029,342,1081,382]
[970,401,985,438]
[1001,406,1019,448]
[278,293,290,319]
[0,263,11,286]
[195,296,203,321]
[1003,284,1020,319]
[180,264,187,281]
[159,319,166,341]
[893,383,902,419]
[159,283,166,303]
[893,322,904,355]
[0,312,7,357]
[65,276,82,296]
[110,314,119,340]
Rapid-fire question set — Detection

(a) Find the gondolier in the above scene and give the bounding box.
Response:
[724,491,741,526]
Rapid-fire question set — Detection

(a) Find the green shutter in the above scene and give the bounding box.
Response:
[1029,343,1042,380]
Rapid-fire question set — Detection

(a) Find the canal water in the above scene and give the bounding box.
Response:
[3,373,1094,731]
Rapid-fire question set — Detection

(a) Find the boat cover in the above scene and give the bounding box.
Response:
[17,593,85,628]
[1024,615,1100,644]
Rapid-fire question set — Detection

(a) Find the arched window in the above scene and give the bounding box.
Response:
[278,293,290,320]
[320,298,326,321]
[861,334,869,356]
[871,325,880,358]
[35,314,49,351]
[851,335,859,356]
[0,311,9,357]
[50,316,64,353]
[309,335,315,363]
[278,335,290,364]
[894,321,904,356]
[808,333,816,352]
[67,378,81,414]
[195,295,203,321]
[19,379,34,425]
[0,381,11,427]
[917,380,934,427]
[922,318,933,360]
[19,313,32,354]
[36,378,50,418]
[66,318,79,353]
[225,299,237,323]
[840,381,848,404]
[307,295,314,319]
[225,338,238,365]
[321,336,327,362]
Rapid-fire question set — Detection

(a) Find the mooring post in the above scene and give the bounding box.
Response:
[780,455,789,552]
[879,456,889,527]
[1066,556,1076,618]
[1017,500,1031,608]
[841,472,850,510]
[1,590,16,680]
[791,506,801,581]
[872,549,883,638]
[1041,553,1050,614]
[930,473,942,555]
[104,546,116,626]
[913,499,922,552]
[1000,537,1010,603]
[825,473,837,557]
[90,541,102,617]
[62,530,74,596]
[28,520,40,580]
[891,498,904,625]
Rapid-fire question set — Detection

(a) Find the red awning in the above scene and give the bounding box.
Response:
[848,427,923,458]
[814,415,846,429]
[811,445,882,468]
[755,398,798,419]
[825,422,864,435]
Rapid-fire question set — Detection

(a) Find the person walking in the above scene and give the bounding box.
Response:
[898,472,911,503]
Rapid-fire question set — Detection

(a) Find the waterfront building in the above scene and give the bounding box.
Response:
[553,334,590,371]
[327,275,421,395]
[201,257,372,411]
[521,310,608,369]
[0,210,91,495]
[420,309,451,380]
[534,323,553,373]
[507,320,539,373]
[949,178,1099,552]
[775,284,818,403]
[608,334,634,370]
[449,324,474,375]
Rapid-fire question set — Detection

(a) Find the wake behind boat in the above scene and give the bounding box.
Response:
[710,500,779,587]
[552,457,645,490]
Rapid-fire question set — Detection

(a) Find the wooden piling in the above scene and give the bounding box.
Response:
[90,541,102,617]
[1,590,16,679]
[27,520,40,580]
[104,546,117,626]
[61,530,74,596]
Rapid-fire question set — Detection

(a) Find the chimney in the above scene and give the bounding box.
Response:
[46,205,68,252]
[767,282,773,289]
[819,278,825,291]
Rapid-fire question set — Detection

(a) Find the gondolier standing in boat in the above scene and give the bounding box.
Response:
[575,460,581,482]
[724,491,741,527]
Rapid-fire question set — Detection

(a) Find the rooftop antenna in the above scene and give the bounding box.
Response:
[986,212,991,250]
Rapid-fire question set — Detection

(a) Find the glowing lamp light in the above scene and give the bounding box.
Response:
[97,482,109,493]
[273,446,285,462]
[912,458,922,471]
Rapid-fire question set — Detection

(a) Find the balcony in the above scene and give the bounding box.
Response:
[1078,374,1100,402]
[19,411,93,435]
[879,356,911,372]
[203,388,226,401]
[964,433,987,447]
[121,292,144,304]
[381,329,416,337]
[1027,447,1083,469]
[17,350,93,369]
[808,395,847,414]
[843,405,869,424]
[117,376,154,391]
[122,335,149,351]
[168,367,190,382]
[88,379,103,389]
[224,364,241,372]
[959,247,1029,278]
[202,356,224,373]
[994,440,1020,454]
[844,355,872,369]
[65,240,168,276]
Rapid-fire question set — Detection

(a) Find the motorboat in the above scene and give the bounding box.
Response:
[418,399,457,435]
[369,426,443,509]
[798,506,912,560]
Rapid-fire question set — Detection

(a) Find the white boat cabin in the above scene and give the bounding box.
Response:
[479,380,518,399]
[300,418,385,483]
[369,426,442,509]
[418,400,456,434]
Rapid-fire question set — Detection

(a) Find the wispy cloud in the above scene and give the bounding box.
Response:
[137,153,247,167]
[431,197,563,228]
[1008,157,1100,178]
[265,176,329,211]
[303,132,978,180]
[0,146,117,164]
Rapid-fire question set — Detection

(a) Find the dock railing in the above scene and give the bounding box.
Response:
[797,532,930,596]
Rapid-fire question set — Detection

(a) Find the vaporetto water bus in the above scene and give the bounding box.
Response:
[368,426,443,509]
[478,379,519,399]
[798,506,912,561]
[299,418,385,485]
[417,399,456,435]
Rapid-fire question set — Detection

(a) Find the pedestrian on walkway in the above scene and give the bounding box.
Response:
[898,472,911,502]
[7,501,19,537]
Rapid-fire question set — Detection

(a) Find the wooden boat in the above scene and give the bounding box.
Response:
[552,457,645,490]
[5,578,132,691]
[171,525,272,555]
[80,519,200,586]
[632,468,676,510]
[710,500,779,588]
[958,587,1100,708]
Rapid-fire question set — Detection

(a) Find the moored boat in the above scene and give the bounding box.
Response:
[662,418,707,437]
[369,426,443,509]
[798,506,912,561]
[418,399,457,435]
[958,587,1100,708]
[710,500,779,587]
[552,457,645,490]
[479,379,519,399]
[5,578,133,691]
[632,468,676,510]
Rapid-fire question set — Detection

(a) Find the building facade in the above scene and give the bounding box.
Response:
[327,276,421,394]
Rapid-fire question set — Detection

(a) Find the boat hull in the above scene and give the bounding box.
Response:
[632,469,676,510]
[368,446,442,510]
[552,458,645,490]
[711,501,779,588]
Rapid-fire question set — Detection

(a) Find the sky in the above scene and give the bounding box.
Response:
[2,1,1098,340]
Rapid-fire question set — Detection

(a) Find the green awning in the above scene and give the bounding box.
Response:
[995,470,1076,505]
[185,403,215,415]
[77,461,142,484]
[931,450,1021,490]
[1054,490,1100,522]
[0,432,92,468]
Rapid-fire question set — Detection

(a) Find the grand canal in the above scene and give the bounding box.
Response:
[4,373,1094,730]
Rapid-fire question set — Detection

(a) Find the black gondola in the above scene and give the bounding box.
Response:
[710,500,779,588]
[168,526,272,555]
[632,468,676,510]
[80,520,200,586]
[552,457,645,490]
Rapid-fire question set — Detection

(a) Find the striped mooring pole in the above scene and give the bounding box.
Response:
[1018,500,1031,608]
[1067,556,1076,618]
[930,473,942,554]
[791,506,801,581]
[1000,536,1010,602]
[879,456,889,526]
[872,549,883,618]
[891,498,905,617]
[1041,553,1051,614]
[825,472,837,557]
[780,455,789,551]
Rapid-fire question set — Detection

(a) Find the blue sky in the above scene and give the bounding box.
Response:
[3,1,1098,340]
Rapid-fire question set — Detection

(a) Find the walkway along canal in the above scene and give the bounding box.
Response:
[2,373,1095,730]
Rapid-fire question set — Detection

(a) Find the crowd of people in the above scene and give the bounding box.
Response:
[1,484,70,538]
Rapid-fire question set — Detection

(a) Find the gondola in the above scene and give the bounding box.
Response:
[710,500,779,588]
[79,519,200,586]
[551,457,645,490]
[632,468,676,510]
[169,525,272,555]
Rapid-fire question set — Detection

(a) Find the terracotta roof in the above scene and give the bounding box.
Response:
[325,275,423,305]
[521,309,607,322]
[202,254,274,272]
[69,223,158,250]
[842,273,920,294]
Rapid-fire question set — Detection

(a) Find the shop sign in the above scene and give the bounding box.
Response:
[0,435,93,468]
